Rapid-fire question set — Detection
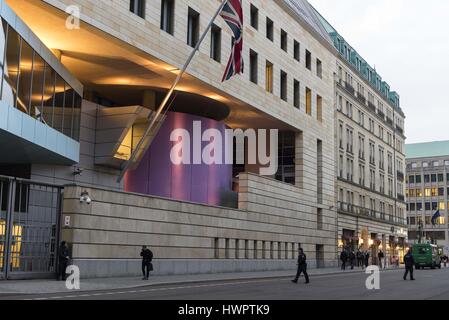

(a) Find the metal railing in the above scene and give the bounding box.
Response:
[338,201,407,227]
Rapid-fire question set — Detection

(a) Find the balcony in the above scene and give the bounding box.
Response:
[337,202,407,227]
[386,117,393,126]
[377,110,385,119]
[368,101,376,113]
[396,125,404,135]
[356,93,366,105]
[397,194,405,202]
[344,82,355,95]
[397,171,405,182]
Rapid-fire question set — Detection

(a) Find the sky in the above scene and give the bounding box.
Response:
[308,0,449,144]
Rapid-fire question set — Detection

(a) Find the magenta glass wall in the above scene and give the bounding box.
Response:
[124,112,233,206]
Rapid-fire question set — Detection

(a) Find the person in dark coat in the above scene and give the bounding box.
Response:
[349,250,356,270]
[140,245,154,280]
[56,241,70,281]
[291,248,309,284]
[378,250,385,269]
[340,250,348,270]
[364,251,370,268]
[403,249,415,280]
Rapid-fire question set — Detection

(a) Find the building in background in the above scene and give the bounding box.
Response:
[0,0,340,278]
[314,9,408,264]
[406,141,449,253]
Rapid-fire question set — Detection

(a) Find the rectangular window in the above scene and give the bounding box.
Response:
[250,4,259,29]
[210,24,221,62]
[280,70,287,101]
[305,50,312,70]
[316,95,322,122]
[316,58,322,78]
[161,0,174,34]
[187,8,200,47]
[130,0,145,18]
[306,87,312,115]
[281,29,288,52]
[249,50,258,84]
[265,61,273,93]
[294,40,300,61]
[293,79,300,109]
[266,17,274,41]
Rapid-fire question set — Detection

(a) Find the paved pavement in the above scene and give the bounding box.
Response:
[3,267,449,300]
[0,265,410,299]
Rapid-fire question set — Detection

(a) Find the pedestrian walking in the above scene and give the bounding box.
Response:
[349,250,356,270]
[340,249,348,270]
[292,248,310,284]
[403,249,415,281]
[56,241,70,281]
[378,250,384,269]
[364,251,370,268]
[140,245,154,280]
[359,251,366,270]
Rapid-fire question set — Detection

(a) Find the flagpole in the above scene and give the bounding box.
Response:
[117,0,228,183]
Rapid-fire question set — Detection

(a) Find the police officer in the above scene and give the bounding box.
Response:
[291,248,310,284]
[403,249,415,281]
[56,241,70,281]
[141,245,154,280]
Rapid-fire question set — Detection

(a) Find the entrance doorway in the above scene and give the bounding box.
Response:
[0,177,62,279]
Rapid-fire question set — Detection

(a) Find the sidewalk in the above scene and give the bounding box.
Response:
[0,266,402,295]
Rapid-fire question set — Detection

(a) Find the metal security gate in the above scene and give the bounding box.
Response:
[0,177,62,280]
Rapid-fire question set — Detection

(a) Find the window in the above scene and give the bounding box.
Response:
[130,0,145,18]
[187,8,200,47]
[281,29,288,52]
[424,174,430,183]
[316,95,322,122]
[280,71,287,102]
[249,50,258,84]
[266,17,274,41]
[409,176,415,184]
[305,87,312,115]
[416,175,422,184]
[210,24,221,62]
[305,50,312,70]
[438,174,444,182]
[250,4,258,29]
[431,174,437,183]
[265,61,273,93]
[293,79,300,109]
[294,40,300,61]
[316,59,322,78]
[438,187,445,196]
[161,0,174,34]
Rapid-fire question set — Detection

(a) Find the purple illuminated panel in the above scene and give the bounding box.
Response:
[124,112,232,206]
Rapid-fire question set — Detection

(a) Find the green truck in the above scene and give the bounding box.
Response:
[412,243,442,269]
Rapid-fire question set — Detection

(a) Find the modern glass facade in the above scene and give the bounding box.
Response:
[0,19,81,141]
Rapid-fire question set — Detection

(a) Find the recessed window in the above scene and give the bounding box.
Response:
[306,87,312,115]
[294,40,300,61]
[281,29,288,52]
[210,24,221,62]
[265,61,273,93]
[306,50,312,70]
[249,50,258,84]
[266,17,274,41]
[161,0,174,34]
[293,79,300,109]
[187,8,200,47]
[130,0,145,18]
[317,95,322,122]
[316,58,322,79]
[280,70,287,102]
[250,4,259,30]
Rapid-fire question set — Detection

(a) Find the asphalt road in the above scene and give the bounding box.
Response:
[3,268,449,300]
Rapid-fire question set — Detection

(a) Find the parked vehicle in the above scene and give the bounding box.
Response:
[412,243,442,270]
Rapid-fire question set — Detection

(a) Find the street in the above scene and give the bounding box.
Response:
[2,268,449,300]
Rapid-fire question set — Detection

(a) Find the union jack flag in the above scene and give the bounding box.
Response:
[220,0,243,81]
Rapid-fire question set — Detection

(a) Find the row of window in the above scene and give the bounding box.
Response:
[407,201,448,212]
[409,160,449,169]
[338,189,404,217]
[337,94,404,154]
[406,187,449,198]
[407,216,446,227]
[407,173,449,184]
[0,19,81,140]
